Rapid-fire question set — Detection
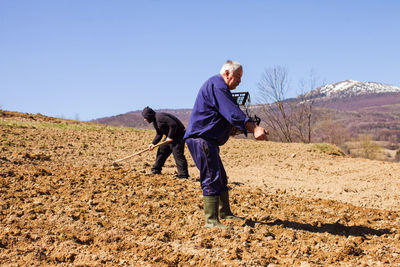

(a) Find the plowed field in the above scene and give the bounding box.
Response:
[1,110,399,266]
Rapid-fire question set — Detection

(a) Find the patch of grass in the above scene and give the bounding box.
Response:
[0,120,30,129]
[0,119,139,133]
[311,143,345,156]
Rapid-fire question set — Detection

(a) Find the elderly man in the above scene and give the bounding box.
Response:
[184,60,269,229]
[142,106,189,179]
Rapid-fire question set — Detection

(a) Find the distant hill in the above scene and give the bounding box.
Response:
[307,80,400,141]
[93,109,192,129]
[311,80,400,98]
[307,80,400,111]
[94,80,400,142]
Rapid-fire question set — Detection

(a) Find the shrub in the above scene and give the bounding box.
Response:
[311,143,345,156]
[395,150,400,162]
[351,134,382,160]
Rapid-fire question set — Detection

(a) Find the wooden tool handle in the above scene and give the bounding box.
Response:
[113,140,170,164]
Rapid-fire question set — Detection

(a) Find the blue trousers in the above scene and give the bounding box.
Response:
[185,138,229,196]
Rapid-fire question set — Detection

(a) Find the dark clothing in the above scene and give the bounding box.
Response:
[151,137,188,178]
[186,137,229,195]
[142,107,188,178]
[184,74,250,195]
[184,74,250,146]
[151,112,186,145]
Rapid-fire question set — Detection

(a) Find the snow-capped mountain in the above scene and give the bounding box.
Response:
[315,80,400,98]
[303,80,400,112]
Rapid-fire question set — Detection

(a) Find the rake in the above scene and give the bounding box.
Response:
[112,140,170,166]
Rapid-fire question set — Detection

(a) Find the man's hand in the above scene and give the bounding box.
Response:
[245,122,269,141]
[148,144,155,151]
[253,125,269,141]
[166,137,173,143]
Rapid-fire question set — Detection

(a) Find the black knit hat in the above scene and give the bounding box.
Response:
[142,106,156,123]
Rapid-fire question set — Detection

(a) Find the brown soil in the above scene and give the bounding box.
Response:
[1,110,399,266]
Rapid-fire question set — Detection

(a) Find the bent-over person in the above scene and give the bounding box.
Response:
[142,107,189,179]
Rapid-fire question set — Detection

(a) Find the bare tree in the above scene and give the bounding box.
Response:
[257,66,294,142]
[293,71,323,143]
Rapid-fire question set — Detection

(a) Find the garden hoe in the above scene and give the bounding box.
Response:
[112,140,169,167]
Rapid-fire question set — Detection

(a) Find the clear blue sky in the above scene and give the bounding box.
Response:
[1,0,399,121]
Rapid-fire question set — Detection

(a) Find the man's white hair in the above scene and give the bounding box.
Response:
[219,60,242,75]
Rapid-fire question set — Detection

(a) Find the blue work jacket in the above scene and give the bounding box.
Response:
[184,74,250,146]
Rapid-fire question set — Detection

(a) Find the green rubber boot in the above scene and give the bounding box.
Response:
[203,196,233,229]
[219,191,244,221]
